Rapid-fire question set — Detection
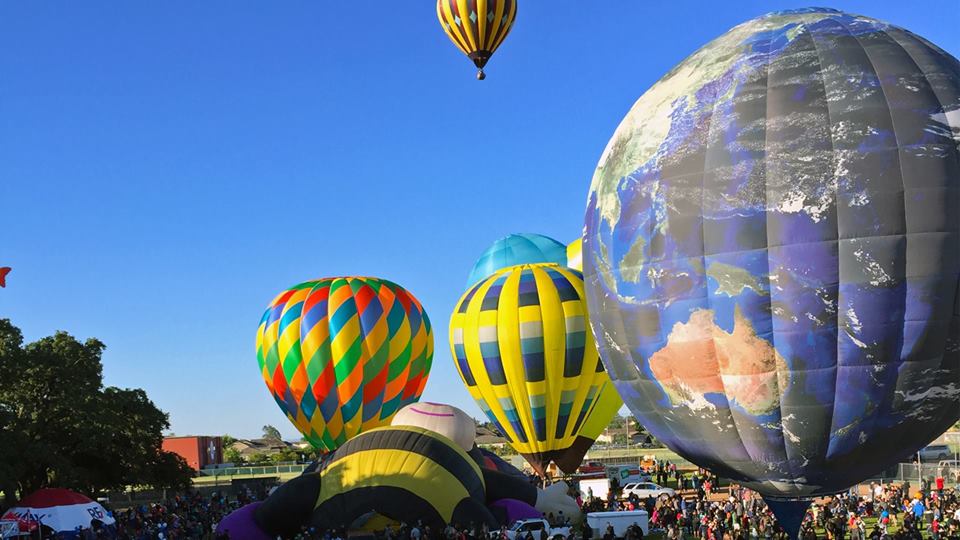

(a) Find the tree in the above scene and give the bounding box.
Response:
[140,451,194,492]
[270,447,299,464]
[262,425,282,441]
[224,448,245,465]
[0,319,191,502]
[247,453,268,465]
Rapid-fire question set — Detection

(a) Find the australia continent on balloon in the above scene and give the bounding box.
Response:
[649,307,787,416]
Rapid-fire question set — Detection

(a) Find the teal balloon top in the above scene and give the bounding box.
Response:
[466,233,567,287]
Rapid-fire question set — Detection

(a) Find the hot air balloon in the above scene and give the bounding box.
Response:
[253,426,498,536]
[0,267,10,288]
[565,238,625,450]
[467,233,567,288]
[450,263,611,475]
[436,0,517,80]
[256,277,433,452]
[566,240,583,274]
[583,7,960,536]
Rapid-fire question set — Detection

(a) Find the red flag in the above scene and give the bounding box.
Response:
[0,267,10,288]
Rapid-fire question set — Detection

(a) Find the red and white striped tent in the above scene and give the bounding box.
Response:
[1,489,115,536]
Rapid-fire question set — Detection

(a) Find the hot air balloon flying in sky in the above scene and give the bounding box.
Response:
[583,7,960,535]
[450,263,611,475]
[0,267,11,288]
[257,277,433,452]
[436,0,517,80]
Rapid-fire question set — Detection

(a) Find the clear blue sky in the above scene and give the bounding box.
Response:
[2,1,957,440]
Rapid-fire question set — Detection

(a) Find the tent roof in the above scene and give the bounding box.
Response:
[17,489,93,508]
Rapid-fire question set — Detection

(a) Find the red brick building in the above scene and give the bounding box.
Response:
[162,436,223,471]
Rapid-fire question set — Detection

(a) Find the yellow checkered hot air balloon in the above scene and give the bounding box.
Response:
[436,0,517,80]
[449,263,610,476]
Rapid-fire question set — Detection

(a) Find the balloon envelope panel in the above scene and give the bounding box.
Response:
[567,238,624,440]
[583,8,960,497]
[467,233,568,287]
[257,277,433,452]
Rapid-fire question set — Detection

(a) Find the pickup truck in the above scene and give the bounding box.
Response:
[505,519,571,540]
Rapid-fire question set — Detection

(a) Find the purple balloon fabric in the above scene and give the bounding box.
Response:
[216,502,271,540]
[490,499,541,524]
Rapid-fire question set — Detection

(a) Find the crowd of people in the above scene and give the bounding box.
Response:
[16,462,960,540]
[577,463,960,540]
[48,490,269,540]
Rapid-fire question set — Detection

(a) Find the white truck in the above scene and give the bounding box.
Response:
[579,477,611,501]
[586,510,649,539]
[505,518,571,540]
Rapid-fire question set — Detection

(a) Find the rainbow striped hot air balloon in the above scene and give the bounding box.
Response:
[257,277,433,452]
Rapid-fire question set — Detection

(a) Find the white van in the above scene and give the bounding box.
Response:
[587,510,649,538]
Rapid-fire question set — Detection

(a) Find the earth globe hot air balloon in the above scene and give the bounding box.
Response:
[437,0,517,80]
[256,277,433,452]
[582,8,960,537]
[450,263,614,475]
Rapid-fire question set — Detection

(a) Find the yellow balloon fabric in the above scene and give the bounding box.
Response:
[565,239,623,442]
[566,239,583,273]
[449,263,606,475]
[436,0,517,77]
[313,425,491,528]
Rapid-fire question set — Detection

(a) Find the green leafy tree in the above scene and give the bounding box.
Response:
[140,451,195,491]
[262,425,282,441]
[224,448,245,465]
[247,452,269,465]
[269,448,298,463]
[0,319,191,502]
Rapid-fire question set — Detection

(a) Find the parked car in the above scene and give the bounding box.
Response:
[621,482,675,499]
[579,461,606,474]
[939,460,960,481]
[504,519,570,540]
[917,444,952,462]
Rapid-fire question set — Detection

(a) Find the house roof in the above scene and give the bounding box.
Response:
[229,438,291,453]
[475,426,508,445]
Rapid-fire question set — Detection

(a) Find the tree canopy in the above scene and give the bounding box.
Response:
[262,425,282,441]
[0,319,194,504]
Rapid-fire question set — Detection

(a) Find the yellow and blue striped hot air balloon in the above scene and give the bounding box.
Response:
[449,263,609,475]
[256,277,433,452]
[565,238,623,446]
[436,0,517,80]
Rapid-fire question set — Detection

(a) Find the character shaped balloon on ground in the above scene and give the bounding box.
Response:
[216,403,580,539]
[582,8,960,536]
[256,277,432,452]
